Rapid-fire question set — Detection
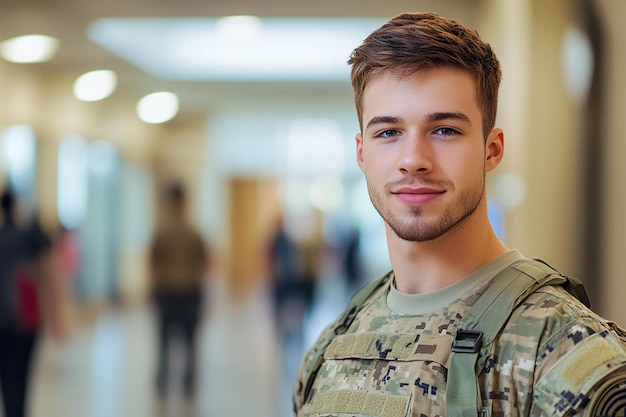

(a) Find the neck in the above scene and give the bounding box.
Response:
[388,202,508,294]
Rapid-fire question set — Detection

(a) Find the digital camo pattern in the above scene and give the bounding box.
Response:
[294,272,626,417]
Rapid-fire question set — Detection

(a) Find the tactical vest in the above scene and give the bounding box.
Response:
[296,258,591,417]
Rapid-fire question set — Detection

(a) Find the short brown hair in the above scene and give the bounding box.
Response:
[349,12,502,138]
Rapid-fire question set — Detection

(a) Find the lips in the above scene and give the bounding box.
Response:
[391,187,445,205]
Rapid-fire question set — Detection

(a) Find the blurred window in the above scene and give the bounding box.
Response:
[0,125,37,212]
[285,119,345,176]
[57,135,89,229]
[58,137,121,300]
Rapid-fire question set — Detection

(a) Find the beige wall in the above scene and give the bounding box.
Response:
[597,0,626,324]
[524,1,584,276]
[482,0,584,272]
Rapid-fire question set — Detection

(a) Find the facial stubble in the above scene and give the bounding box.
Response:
[366,174,485,242]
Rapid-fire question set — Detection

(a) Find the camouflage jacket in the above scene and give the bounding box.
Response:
[293,260,626,416]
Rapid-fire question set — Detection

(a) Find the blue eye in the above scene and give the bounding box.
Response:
[378,129,399,138]
[434,127,458,136]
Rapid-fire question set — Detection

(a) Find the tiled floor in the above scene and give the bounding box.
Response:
[26,275,352,417]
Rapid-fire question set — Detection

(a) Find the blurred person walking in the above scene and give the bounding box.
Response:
[51,225,81,290]
[340,225,363,294]
[0,187,66,417]
[268,216,301,335]
[268,210,324,350]
[149,181,209,401]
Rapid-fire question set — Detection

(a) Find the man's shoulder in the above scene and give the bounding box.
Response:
[307,275,392,348]
[503,284,626,348]
[513,283,592,318]
[294,277,391,405]
[502,285,626,414]
[532,328,626,415]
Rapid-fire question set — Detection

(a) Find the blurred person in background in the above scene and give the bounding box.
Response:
[340,224,363,294]
[294,12,626,416]
[268,209,324,353]
[149,181,209,402]
[268,212,301,339]
[51,225,81,298]
[0,186,66,417]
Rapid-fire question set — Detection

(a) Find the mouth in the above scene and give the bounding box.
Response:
[391,187,445,205]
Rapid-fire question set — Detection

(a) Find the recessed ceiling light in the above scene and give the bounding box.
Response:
[73,70,118,101]
[136,91,179,124]
[0,34,59,63]
[215,15,263,40]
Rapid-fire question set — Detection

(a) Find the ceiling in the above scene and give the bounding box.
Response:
[0,0,479,118]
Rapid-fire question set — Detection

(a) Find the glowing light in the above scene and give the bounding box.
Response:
[136,92,179,124]
[73,70,118,102]
[561,26,594,105]
[0,34,58,63]
[215,15,263,44]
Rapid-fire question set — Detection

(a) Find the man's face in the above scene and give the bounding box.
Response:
[356,67,503,242]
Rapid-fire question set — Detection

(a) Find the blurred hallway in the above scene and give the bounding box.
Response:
[26,274,351,417]
[2,1,626,415]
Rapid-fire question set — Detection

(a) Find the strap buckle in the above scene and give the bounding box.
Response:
[451,329,483,353]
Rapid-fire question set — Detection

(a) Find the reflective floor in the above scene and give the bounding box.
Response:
[26,275,351,417]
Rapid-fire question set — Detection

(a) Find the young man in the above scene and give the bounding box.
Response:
[293,12,626,416]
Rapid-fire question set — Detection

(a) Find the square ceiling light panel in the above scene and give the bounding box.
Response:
[88,17,386,81]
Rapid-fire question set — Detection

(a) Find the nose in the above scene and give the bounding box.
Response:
[396,134,433,174]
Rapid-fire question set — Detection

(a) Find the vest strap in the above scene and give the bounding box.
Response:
[446,259,567,417]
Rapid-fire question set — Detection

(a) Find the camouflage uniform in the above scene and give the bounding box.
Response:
[294,251,626,416]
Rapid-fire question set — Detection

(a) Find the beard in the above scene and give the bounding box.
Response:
[366,175,485,242]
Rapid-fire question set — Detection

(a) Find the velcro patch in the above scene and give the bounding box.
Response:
[535,332,626,415]
[325,332,453,364]
[310,390,411,417]
[562,336,619,386]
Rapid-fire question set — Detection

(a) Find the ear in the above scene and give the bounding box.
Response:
[355,132,365,172]
[485,128,504,172]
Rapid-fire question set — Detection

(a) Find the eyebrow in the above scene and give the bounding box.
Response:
[364,115,403,131]
[424,111,472,125]
[364,112,472,132]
